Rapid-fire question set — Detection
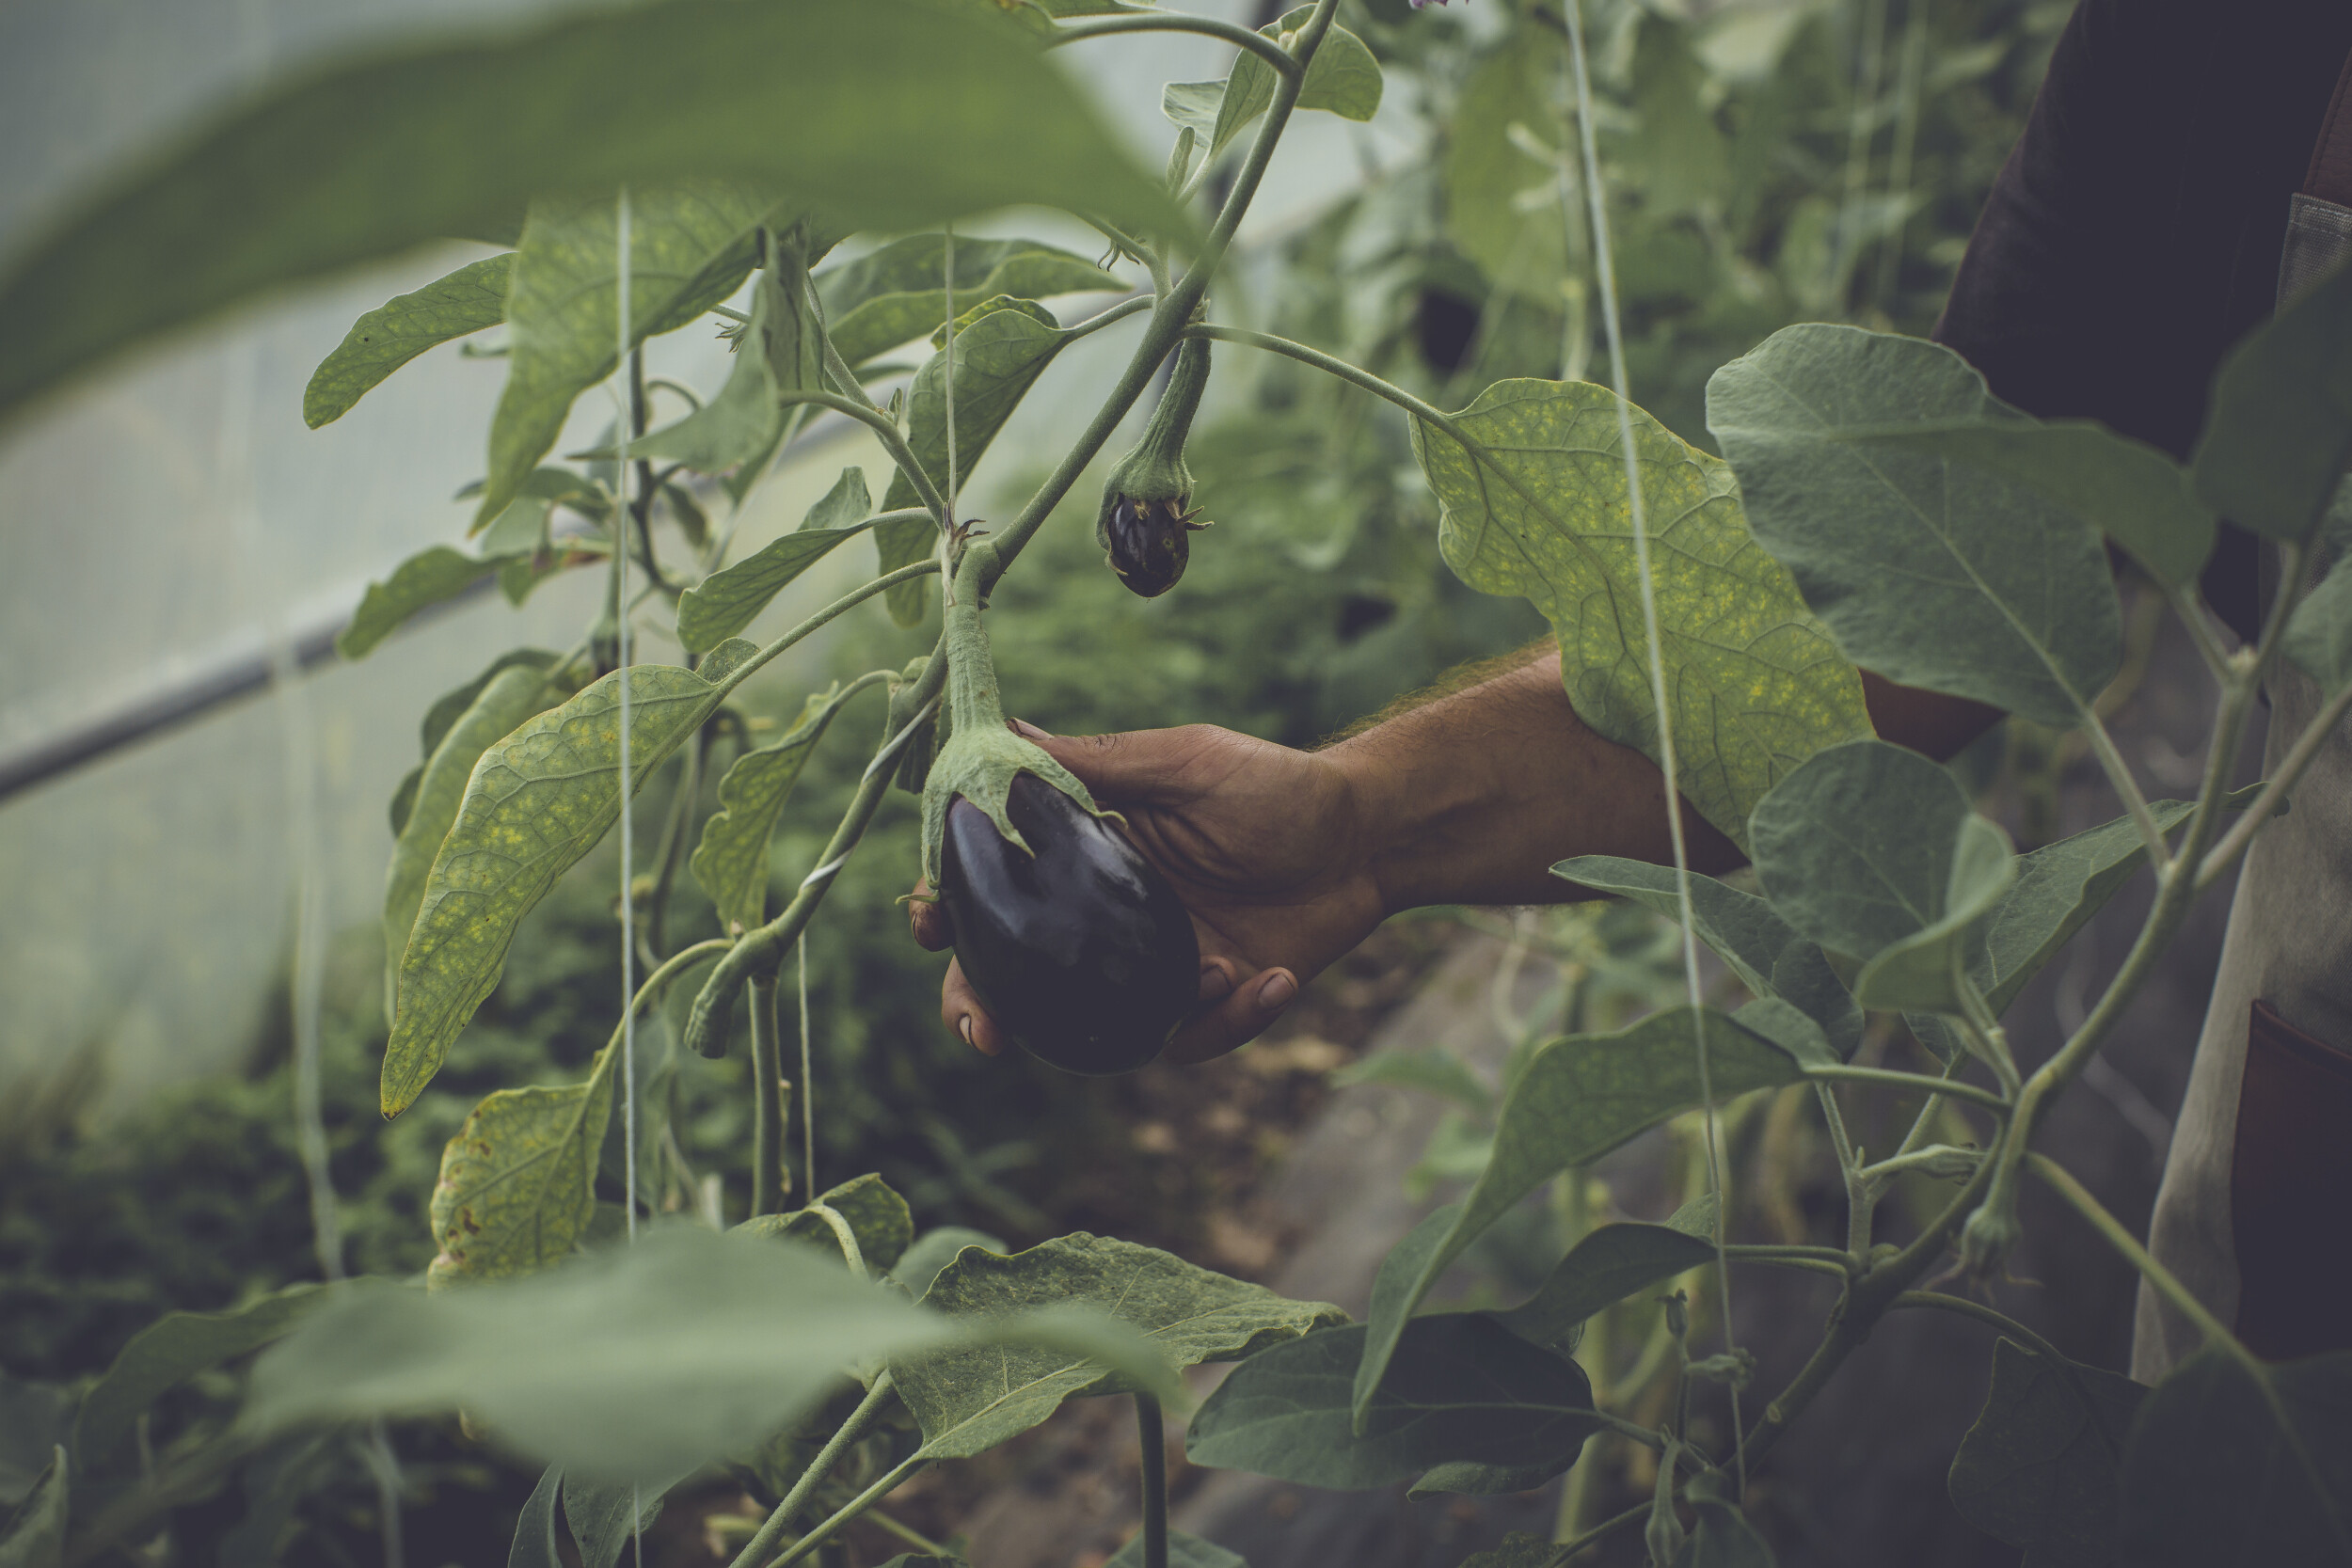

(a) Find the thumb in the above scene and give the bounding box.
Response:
[1010,720,1207,806]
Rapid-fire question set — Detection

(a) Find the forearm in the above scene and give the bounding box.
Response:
[1330,648,1999,913]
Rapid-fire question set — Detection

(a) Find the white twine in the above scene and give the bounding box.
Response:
[799,935,816,1200]
[1563,0,1746,1491]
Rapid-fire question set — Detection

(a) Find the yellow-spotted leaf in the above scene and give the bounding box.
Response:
[428,1048,618,1287]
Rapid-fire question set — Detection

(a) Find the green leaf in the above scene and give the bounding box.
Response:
[338,546,516,659]
[242,1227,1172,1482]
[1456,1535,1560,1568]
[73,1287,326,1465]
[0,1450,64,1568]
[396,650,564,835]
[1749,739,2017,1014]
[817,234,1122,368]
[0,0,1184,423]
[1163,82,1225,147]
[622,274,783,476]
[2118,1348,2352,1566]
[889,1228,1006,1303]
[2283,546,2352,695]
[735,1173,916,1275]
[508,1464,563,1568]
[1858,420,2215,593]
[1407,1459,1572,1497]
[1708,325,2122,729]
[218,1436,333,1568]
[1418,378,1871,848]
[1329,1049,1493,1116]
[892,1233,1343,1460]
[1205,8,1384,166]
[1105,1530,1246,1568]
[1188,1317,1600,1491]
[1628,15,1729,216]
[2192,256,2352,542]
[479,184,781,530]
[878,308,1076,623]
[562,1470,673,1568]
[426,1049,616,1287]
[688,682,863,932]
[675,470,876,653]
[1353,1007,1799,1426]
[1674,1494,1777,1567]
[384,662,564,1024]
[383,647,753,1116]
[1948,1338,2145,1568]
[1492,1222,1720,1353]
[305,252,511,428]
[1443,47,1567,297]
[1970,801,2201,1017]
[1554,857,1862,1056]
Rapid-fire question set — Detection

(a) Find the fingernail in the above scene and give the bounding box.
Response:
[1009,718,1053,740]
[959,1016,976,1046]
[1258,972,1296,1009]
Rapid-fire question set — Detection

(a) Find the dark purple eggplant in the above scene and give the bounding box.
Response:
[1103,494,1201,598]
[940,772,1199,1074]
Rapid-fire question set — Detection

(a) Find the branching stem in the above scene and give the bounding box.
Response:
[726,1374,897,1568]
[1802,1065,2009,1113]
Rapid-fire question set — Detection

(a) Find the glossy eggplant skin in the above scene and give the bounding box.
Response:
[941,773,1199,1074]
[1104,495,1193,598]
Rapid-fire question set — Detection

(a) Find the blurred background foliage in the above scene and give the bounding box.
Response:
[1,0,2066,1560]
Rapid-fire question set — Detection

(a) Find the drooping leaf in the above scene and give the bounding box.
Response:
[1203,8,1384,166]
[507,1463,563,1568]
[622,271,783,476]
[562,1470,674,1568]
[426,1048,616,1287]
[0,0,1184,423]
[2117,1348,2352,1567]
[688,682,866,931]
[675,467,877,652]
[1948,1338,2145,1568]
[817,234,1122,368]
[1418,378,1871,848]
[1329,1049,1493,1115]
[1188,1317,1600,1491]
[1851,816,2017,1013]
[735,1173,916,1275]
[384,663,564,1023]
[1708,325,2122,729]
[889,1228,1006,1303]
[479,184,781,530]
[383,644,755,1116]
[0,1450,64,1568]
[339,546,516,659]
[2192,255,2352,542]
[305,252,511,428]
[1353,1007,1800,1424]
[1104,1530,1247,1568]
[1163,83,1225,149]
[242,1227,1173,1482]
[893,1233,1343,1460]
[1492,1223,1720,1354]
[72,1287,326,1465]
[1730,998,1837,1070]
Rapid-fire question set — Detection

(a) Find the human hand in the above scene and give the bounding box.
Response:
[907,721,1389,1065]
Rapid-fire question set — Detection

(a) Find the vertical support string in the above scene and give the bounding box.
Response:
[799,935,816,1199]
[1562,0,1747,1494]
[943,221,959,518]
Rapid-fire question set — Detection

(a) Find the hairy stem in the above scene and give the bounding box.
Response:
[707,561,941,708]
[725,1375,897,1568]
[773,388,949,530]
[764,1454,928,1568]
[749,974,786,1217]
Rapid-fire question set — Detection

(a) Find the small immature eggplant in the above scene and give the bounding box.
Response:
[941,771,1199,1075]
[1097,336,1213,597]
[1102,494,1205,598]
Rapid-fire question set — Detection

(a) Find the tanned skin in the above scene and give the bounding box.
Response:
[906,646,1998,1064]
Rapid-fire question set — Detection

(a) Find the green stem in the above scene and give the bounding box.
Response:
[707,560,941,709]
[1802,1065,2010,1113]
[1951,972,2023,1100]
[2076,704,2169,870]
[1812,1082,1871,1256]
[1186,323,1463,438]
[1886,1291,2121,1463]
[749,974,786,1217]
[1046,12,1302,79]
[1065,293,1155,341]
[2197,675,2352,891]
[641,722,707,966]
[804,1202,866,1279]
[1137,1393,1169,1568]
[1721,1245,1856,1277]
[725,1375,897,1568]
[773,388,949,531]
[763,1454,928,1568]
[1859,1144,1981,1183]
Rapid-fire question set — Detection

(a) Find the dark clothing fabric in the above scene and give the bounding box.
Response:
[1931,0,2352,641]
[2233,1001,2352,1360]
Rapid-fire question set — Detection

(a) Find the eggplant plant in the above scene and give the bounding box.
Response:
[3,0,2349,1565]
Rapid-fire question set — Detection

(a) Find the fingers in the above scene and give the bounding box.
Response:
[940,958,1006,1056]
[1010,719,1225,806]
[906,879,953,951]
[1165,963,1299,1066]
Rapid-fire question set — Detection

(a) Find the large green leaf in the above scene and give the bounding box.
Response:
[889,1228,1006,1303]
[1418,378,1871,847]
[305,252,511,428]
[735,1173,916,1275]
[73,1287,326,1465]
[892,1234,1343,1460]
[0,0,1184,422]
[480,183,780,529]
[382,643,754,1116]
[1188,1317,1600,1491]
[817,234,1122,368]
[561,1470,673,1568]
[1200,8,1384,166]
[426,1048,616,1287]
[0,1450,64,1568]
[1852,815,2016,1013]
[877,308,1075,623]
[384,662,563,1023]
[508,1466,563,1568]
[1708,325,2122,729]
[2118,1348,2352,1566]
[2192,256,2352,542]
[675,468,876,653]
[688,682,865,932]
[242,1227,1173,1482]
[339,546,521,659]
[1352,1007,1800,1425]
[1492,1218,1719,1353]
[1948,1338,2144,1568]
